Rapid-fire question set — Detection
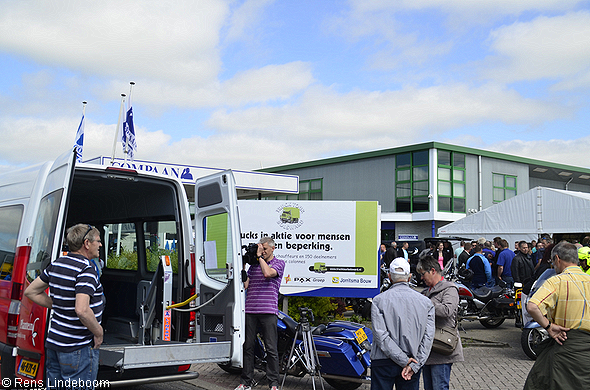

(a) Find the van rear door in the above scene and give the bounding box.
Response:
[16,149,76,380]
[194,170,245,368]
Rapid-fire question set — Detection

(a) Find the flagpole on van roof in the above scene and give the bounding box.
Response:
[110,93,126,166]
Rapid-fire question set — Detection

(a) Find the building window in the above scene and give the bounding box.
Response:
[396,150,429,212]
[299,178,322,200]
[493,173,516,203]
[266,178,322,200]
[437,151,466,213]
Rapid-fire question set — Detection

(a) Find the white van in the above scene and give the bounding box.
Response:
[0,149,245,385]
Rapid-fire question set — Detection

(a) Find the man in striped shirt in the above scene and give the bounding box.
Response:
[235,237,285,390]
[25,224,105,388]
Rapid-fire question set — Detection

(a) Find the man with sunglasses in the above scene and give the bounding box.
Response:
[25,224,105,388]
[523,241,590,389]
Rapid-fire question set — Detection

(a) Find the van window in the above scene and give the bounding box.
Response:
[104,221,180,274]
[203,212,232,283]
[105,223,138,271]
[0,205,24,280]
[145,221,178,273]
[28,190,63,281]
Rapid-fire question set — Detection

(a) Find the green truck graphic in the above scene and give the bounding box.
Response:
[280,207,300,223]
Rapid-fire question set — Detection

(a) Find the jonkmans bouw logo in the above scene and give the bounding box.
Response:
[276,203,304,230]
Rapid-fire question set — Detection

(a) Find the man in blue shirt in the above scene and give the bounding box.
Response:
[496,239,515,287]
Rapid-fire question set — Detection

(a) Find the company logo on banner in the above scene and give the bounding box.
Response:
[276,203,304,230]
[238,200,379,294]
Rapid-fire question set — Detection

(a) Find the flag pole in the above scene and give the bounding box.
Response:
[110,94,126,166]
[123,82,135,165]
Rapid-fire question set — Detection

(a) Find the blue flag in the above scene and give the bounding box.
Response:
[122,105,137,160]
[74,113,85,162]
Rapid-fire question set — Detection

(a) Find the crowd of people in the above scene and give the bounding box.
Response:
[372,236,590,390]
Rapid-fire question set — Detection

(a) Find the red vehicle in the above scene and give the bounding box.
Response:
[0,150,245,386]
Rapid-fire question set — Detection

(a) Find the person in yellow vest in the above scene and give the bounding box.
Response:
[578,246,590,275]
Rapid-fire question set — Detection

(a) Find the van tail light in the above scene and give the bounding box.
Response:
[190,253,196,285]
[188,287,196,339]
[7,282,23,345]
[7,246,31,346]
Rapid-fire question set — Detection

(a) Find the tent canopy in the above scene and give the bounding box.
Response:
[438,187,590,244]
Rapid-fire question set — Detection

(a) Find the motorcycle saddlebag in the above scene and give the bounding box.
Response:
[312,335,365,377]
[489,297,515,310]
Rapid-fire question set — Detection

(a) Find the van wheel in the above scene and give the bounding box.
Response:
[323,378,362,390]
[217,363,242,375]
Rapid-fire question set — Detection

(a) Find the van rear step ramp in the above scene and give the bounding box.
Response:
[100,341,231,370]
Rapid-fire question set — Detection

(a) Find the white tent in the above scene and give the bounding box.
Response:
[438,186,590,245]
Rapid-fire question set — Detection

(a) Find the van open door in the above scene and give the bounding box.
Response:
[194,170,245,369]
[16,149,76,380]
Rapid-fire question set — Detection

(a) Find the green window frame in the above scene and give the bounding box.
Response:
[493,173,517,203]
[396,150,429,212]
[437,151,466,213]
[265,178,322,200]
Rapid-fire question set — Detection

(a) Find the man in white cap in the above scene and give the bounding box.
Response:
[370,258,435,390]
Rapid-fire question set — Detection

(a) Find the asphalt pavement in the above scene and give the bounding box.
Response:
[122,318,535,390]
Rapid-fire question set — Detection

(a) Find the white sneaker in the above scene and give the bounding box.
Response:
[234,385,252,390]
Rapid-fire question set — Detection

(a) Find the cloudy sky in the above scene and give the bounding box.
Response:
[1,0,590,172]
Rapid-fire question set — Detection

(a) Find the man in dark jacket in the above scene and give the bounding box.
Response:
[511,241,535,286]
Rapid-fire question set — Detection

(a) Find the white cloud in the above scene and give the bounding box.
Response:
[483,11,590,86]
[349,0,583,18]
[207,83,570,144]
[0,0,228,86]
[488,137,590,168]
[98,61,314,109]
[225,0,275,43]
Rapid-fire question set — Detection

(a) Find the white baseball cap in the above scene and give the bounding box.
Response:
[389,257,410,275]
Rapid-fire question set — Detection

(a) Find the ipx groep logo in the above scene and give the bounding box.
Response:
[276,203,304,230]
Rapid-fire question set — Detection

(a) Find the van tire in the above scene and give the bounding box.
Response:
[217,363,242,375]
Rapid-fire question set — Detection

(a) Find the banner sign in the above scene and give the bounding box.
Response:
[238,200,380,295]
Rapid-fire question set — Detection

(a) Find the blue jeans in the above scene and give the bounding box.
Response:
[46,346,99,389]
[371,359,421,390]
[422,363,452,390]
[502,276,514,288]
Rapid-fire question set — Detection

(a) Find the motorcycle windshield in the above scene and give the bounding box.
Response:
[527,269,556,304]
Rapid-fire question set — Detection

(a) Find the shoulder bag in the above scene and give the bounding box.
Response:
[431,323,459,356]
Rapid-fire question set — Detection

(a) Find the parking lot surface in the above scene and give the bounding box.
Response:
[169,319,534,390]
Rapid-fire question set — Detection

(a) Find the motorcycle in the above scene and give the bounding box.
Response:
[219,308,372,390]
[520,269,554,360]
[452,267,521,328]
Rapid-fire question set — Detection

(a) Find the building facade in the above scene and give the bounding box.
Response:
[259,142,590,243]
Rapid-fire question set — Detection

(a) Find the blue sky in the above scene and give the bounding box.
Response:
[1,0,590,171]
